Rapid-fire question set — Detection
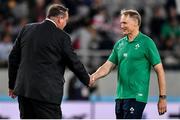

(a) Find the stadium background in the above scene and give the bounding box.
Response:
[0,0,180,119]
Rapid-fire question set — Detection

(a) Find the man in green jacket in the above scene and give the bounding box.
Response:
[90,9,167,119]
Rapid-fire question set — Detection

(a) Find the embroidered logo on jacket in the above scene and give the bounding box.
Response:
[135,44,140,49]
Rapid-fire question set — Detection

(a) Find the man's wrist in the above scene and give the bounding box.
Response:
[159,95,167,99]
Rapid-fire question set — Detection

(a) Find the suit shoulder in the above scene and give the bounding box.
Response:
[25,22,39,28]
[56,29,71,40]
[22,22,40,32]
[62,30,71,39]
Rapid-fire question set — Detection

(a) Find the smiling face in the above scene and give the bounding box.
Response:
[120,14,139,35]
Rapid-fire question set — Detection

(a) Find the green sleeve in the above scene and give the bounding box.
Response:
[108,43,118,65]
[145,38,161,66]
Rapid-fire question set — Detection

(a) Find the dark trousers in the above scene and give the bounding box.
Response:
[115,98,146,119]
[18,96,62,119]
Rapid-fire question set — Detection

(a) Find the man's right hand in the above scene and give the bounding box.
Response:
[89,75,96,87]
[9,89,16,99]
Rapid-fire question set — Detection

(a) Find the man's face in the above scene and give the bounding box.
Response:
[57,11,69,29]
[120,14,138,35]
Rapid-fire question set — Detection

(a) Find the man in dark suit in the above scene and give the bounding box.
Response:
[8,4,90,119]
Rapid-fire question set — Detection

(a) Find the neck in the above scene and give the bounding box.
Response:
[127,29,139,42]
[46,18,57,27]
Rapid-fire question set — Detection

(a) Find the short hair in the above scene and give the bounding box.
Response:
[46,4,68,18]
[121,9,141,26]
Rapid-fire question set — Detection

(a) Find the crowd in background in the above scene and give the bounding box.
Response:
[0,0,180,69]
[0,0,180,101]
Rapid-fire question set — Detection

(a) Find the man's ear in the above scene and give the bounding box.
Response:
[59,16,64,23]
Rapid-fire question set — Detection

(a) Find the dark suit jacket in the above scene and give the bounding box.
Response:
[8,20,90,104]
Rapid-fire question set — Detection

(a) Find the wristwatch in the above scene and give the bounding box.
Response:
[159,95,167,99]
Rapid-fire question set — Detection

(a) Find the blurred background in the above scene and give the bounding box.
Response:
[0,0,180,119]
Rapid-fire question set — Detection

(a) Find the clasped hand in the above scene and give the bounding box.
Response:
[89,74,96,87]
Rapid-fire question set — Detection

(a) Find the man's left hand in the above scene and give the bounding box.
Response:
[9,89,17,99]
[158,98,167,115]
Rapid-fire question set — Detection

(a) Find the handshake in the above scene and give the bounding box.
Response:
[88,74,97,87]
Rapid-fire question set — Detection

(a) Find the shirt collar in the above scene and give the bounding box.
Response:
[45,18,57,27]
[126,32,141,42]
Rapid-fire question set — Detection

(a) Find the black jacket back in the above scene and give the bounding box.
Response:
[8,20,89,104]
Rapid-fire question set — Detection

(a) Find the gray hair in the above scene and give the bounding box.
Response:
[47,4,68,18]
[121,9,141,26]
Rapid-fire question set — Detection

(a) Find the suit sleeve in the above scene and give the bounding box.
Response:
[62,35,90,86]
[8,27,25,89]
